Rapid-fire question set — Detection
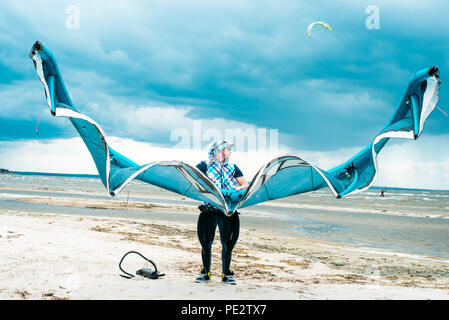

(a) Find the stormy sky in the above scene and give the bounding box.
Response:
[1,0,448,189]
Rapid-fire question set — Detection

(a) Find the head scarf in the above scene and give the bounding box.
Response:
[207,140,233,162]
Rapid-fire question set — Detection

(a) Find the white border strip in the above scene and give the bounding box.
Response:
[234,155,339,212]
[52,107,112,193]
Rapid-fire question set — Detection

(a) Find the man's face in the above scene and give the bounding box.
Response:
[223,146,232,161]
[216,146,232,162]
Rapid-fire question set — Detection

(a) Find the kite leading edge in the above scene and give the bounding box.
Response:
[29,41,441,215]
[307,21,333,38]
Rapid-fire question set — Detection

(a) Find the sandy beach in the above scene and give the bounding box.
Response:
[1,189,449,300]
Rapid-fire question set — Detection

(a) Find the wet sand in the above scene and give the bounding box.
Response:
[1,193,449,300]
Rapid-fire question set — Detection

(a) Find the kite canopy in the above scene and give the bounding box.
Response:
[307,21,333,38]
[29,41,441,215]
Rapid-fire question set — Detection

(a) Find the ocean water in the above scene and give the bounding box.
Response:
[1,173,449,258]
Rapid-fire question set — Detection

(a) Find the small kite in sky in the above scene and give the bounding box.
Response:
[307,21,333,38]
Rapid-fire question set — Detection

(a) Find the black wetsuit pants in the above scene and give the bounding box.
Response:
[197,205,240,275]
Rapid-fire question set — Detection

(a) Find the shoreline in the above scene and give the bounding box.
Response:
[2,185,448,220]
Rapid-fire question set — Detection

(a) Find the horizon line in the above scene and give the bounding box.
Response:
[2,169,449,193]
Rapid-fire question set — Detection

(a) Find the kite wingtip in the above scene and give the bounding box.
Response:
[33,41,43,52]
[428,66,439,78]
[29,41,43,59]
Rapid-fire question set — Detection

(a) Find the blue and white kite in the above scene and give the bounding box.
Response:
[29,41,441,216]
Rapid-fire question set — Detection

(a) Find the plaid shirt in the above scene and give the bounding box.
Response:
[206,140,239,190]
[206,159,239,190]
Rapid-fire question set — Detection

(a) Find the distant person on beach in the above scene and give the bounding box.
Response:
[194,140,249,284]
[380,190,385,197]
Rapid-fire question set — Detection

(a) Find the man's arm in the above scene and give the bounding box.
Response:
[236,176,249,190]
[234,165,249,189]
[196,161,207,175]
